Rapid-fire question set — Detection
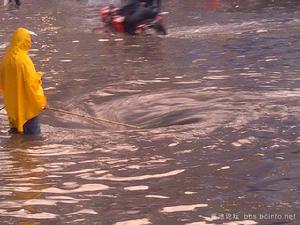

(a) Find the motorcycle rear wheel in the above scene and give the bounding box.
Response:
[152,22,167,35]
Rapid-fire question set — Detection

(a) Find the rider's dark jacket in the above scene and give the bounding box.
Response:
[119,0,139,17]
[119,0,161,16]
[143,0,161,9]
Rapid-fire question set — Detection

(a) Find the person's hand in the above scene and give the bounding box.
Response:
[37,71,43,78]
[44,104,49,110]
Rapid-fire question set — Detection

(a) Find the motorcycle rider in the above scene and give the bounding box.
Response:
[4,0,21,7]
[119,0,161,34]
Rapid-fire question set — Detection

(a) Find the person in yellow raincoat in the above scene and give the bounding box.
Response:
[0,28,47,135]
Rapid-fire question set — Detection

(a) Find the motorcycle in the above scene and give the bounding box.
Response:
[93,5,167,35]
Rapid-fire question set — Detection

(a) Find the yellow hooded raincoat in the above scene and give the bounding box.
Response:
[0,28,47,133]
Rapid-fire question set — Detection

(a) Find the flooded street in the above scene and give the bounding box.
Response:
[0,0,300,224]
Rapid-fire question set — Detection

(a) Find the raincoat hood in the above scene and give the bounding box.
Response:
[0,27,47,133]
[10,28,32,52]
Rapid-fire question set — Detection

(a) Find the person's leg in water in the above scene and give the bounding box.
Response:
[8,118,19,134]
[8,0,21,6]
[23,116,41,135]
[8,127,19,134]
[125,6,156,34]
[8,116,41,135]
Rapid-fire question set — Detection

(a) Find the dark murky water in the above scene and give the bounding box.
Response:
[1,0,300,224]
